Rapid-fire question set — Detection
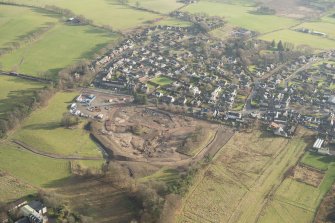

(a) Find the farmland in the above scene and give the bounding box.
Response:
[128,0,184,14]
[155,18,192,27]
[259,29,335,50]
[0,75,44,118]
[10,0,161,31]
[259,152,335,223]
[182,1,299,33]
[0,142,70,187]
[0,171,35,203]
[295,22,335,40]
[13,92,103,158]
[177,129,310,223]
[0,23,118,77]
[0,5,57,48]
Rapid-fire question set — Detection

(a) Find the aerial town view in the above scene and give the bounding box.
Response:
[0,0,335,222]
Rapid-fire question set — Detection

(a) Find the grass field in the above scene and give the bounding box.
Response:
[0,75,44,118]
[0,142,70,187]
[12,0,160,31]
[259,29,335,50]
[0,5,58,48]
[259,152,335,223]
[210,24,236,40]
[128,0,184,14]
[182,1,298,33]
[0,23,118,77]
[13,92,103,158]
[177,129,309,223]
[140,167,179,183]
[295,22,335,40]
[301,152,334,171]
[0,171,35,203]
[150,76,174,86]
[155,18,192,27]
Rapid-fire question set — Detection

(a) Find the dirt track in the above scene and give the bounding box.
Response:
[12,140,104,161]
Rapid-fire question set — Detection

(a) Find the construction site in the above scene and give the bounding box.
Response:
[91,104,232,163]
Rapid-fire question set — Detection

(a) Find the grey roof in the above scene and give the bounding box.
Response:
[28,201,45,212]
[15,217,30,223]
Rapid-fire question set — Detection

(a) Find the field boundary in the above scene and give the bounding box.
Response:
[0,71,52,83]
[12,140,104,161]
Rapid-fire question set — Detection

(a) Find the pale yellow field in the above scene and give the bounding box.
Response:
[177,129,309,223]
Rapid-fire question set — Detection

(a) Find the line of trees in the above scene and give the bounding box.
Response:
[0,23,55,57]
[0,86,56,138]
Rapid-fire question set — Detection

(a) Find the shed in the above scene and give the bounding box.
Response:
[313,138,324,150]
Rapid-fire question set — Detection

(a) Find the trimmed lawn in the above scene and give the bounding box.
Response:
[0,75,44,118]
[0,142,71,187]
[0,24,118,77]
[259,29,335,49]
[0,5,58,48]
[13,92,103,158]
[150,76,173,86]
[182,1,298,33]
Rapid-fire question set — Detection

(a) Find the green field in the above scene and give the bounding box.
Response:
[296,22,335,40]
[0,75,44,118]
[72,160,105,169]
[128,0,184,14]
[321,12,335,24]
[150,76,174,86]
[259,152,335,223]
[155,18,192,27]
[0,142,70,187]
[0,171,35,203]
[13,92,103,158]
[0,5,58,48]
[0,23,118,77]
[258,179,317,223]
[301,152,334,171]
[12,0,160,31]
[259,29,335,49]
[182,1,298,33]
[178,130,309,223]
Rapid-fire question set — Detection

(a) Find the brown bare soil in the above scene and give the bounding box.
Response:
[53,177,137,223]
[260,0,321,19]
[292,165,324,187]
[95,106,219,162]
[315,184,335,223]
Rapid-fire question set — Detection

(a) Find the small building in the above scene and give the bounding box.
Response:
[28,201,47,216]
[318,147,330,155]
[313,138,324,150]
